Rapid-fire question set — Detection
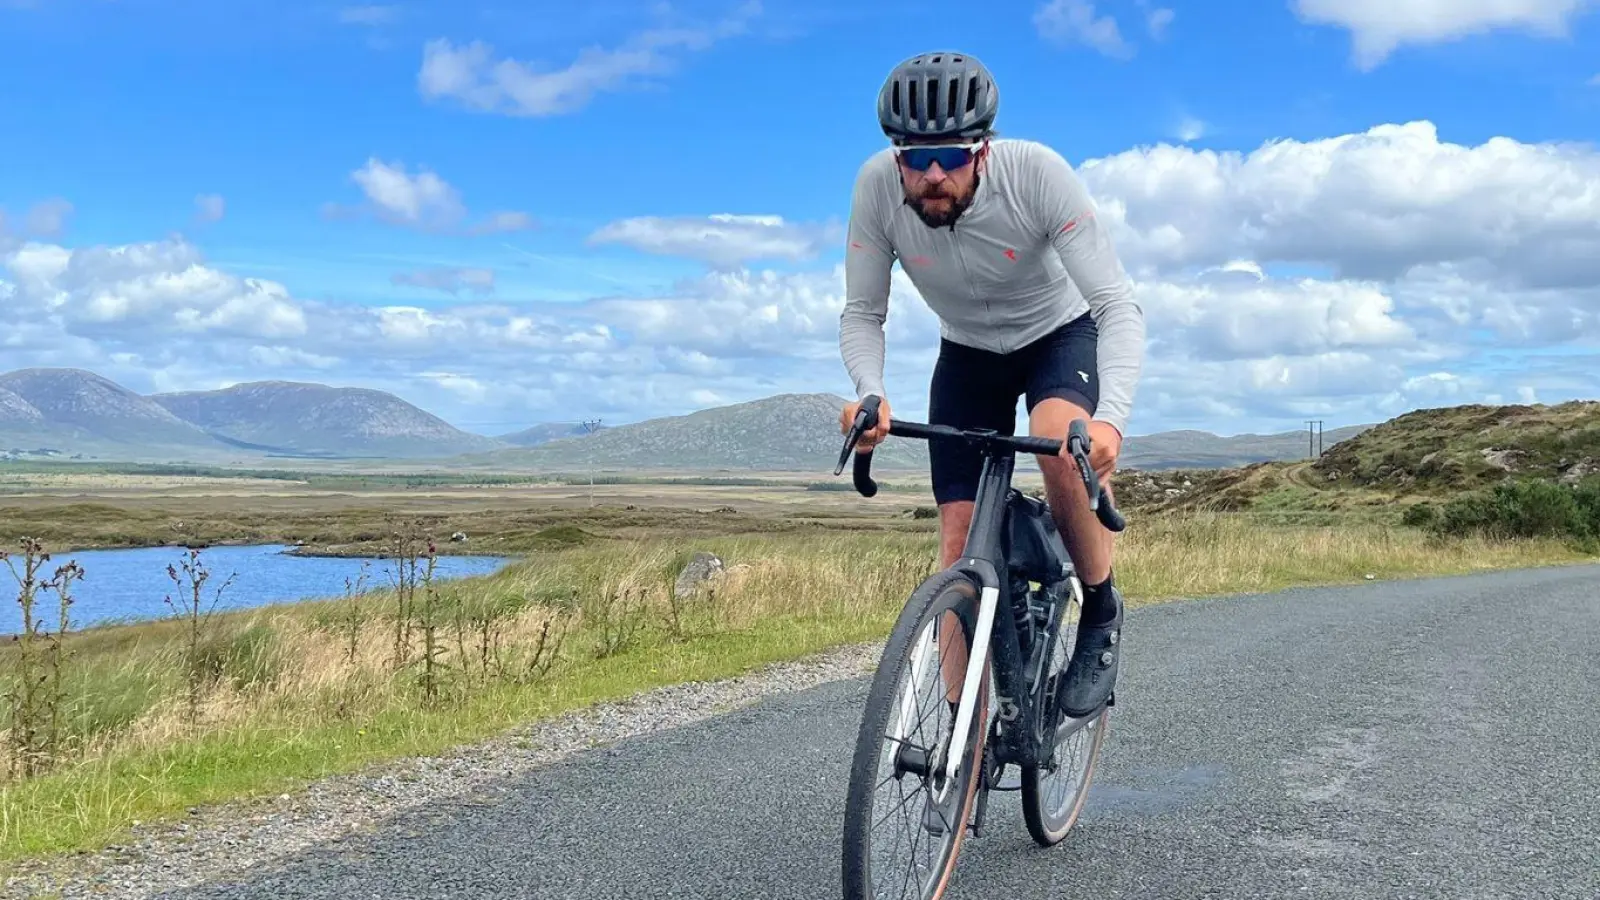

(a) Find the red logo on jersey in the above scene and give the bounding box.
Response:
[1003,248,1017,261]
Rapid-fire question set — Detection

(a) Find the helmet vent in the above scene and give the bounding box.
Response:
[966,76,978,112]
[947,78,959,123]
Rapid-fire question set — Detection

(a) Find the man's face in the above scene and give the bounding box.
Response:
[896,141,985,228]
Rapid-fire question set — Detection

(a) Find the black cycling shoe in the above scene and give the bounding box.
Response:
[1057,589,1123,718]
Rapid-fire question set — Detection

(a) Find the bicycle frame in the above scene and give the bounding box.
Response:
[837,396,1125,786]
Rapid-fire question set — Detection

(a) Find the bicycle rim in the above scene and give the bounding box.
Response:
[842,568,993,900]
[1021,580,1110,847]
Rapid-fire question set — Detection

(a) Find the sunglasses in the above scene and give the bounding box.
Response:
[895,142,982,172]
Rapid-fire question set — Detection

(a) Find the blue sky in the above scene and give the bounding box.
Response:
[3,0,1600,437]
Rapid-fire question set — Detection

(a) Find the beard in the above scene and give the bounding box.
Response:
[903,174,979,229]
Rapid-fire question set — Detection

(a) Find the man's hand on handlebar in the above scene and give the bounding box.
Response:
[1084,419,1122,482]
[840,395,891,454]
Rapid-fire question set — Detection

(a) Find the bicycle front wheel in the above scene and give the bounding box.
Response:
[842,567,994,900]
[1021,579,1110,847]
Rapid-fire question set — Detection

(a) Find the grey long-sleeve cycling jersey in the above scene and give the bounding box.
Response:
[839,138,1146,435]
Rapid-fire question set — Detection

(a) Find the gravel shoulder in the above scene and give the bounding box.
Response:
[2,641,885,899]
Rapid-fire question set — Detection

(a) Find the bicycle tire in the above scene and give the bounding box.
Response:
[1020,582,1111,847]
[842,567,994,900]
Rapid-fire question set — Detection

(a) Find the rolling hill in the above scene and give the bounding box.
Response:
[1313,400,1600,491]
[148,380,505,459]
[0,365,1387,472]
[1118,424,1372,470]
[473,393,933,472]
[496,422,611,447]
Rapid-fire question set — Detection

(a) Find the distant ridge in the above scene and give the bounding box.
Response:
[0,365,1388,471]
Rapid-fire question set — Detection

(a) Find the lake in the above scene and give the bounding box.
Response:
[1,543,514,633]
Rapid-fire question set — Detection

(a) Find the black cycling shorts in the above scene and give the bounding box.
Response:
[927,311,1100,505]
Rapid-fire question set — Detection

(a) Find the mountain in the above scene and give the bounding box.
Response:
[1119,424,1374,471]
[0,368,229,458]
[476,393,932,472]
[497,422,610,447]
[0,365,1422,472]
[482,399,1375,474]
[148,381,507,459]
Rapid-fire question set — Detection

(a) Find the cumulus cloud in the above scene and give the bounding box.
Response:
[1138,267,1417,361]
[3,238,307,341]
[418,2,759,117]
[1145,5,1175,38]
[1292,0,1600,70]
[1079,120,1600,292]
[7,118,1600,435]
[391,267,496,295]
[1034,0,1132,57]
[588,214,840,269]
[24,199,72,238]
[339,158,533,235]
[349,158,465,230]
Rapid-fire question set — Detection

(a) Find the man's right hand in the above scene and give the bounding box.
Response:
[840,395,892,453]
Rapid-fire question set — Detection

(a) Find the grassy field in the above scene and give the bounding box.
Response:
[1,469,1594,867]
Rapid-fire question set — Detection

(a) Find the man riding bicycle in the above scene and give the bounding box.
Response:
[837,51,1145,718]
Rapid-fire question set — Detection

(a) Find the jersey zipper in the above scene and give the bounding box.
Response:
[949,218,996,350]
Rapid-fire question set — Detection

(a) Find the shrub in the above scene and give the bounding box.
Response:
[1433,478,1590,541]
[1400,503,1436,529]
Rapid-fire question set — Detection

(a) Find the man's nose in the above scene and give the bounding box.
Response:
[922,163,948,181]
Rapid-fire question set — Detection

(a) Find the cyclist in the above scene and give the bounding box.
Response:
[837,51,1145,720]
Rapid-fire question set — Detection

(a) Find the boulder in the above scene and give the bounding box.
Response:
[674,551,725,600]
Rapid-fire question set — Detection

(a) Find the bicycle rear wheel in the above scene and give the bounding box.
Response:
[1021,579,1110,847]
[842,568,993,900]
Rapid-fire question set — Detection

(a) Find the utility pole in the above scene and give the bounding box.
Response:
[580,418,602,506]
[1305,420,1324,457]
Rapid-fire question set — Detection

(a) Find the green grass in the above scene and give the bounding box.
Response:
[2,518,1594,866]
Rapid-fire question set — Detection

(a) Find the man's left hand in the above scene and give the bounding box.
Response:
[1086,420,1121,482]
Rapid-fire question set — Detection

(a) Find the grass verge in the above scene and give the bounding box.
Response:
[2,515,1593,865]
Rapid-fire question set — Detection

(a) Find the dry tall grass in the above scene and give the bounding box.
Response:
[0,516,1591,861]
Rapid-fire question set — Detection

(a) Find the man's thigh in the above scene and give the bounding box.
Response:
[928,339,1022,506]
[1022,312,1100,420]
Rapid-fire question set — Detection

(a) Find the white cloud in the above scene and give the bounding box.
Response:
[588,214,840,269]
[350,158,466,230]
[342,158,533,235]
[339,5,396,25]
[1138,268,1417,361]
[1175,116,1206,142]
[3,238,307,342]
[1146,5,1175,38]
[418,2,760,117]
[194,194,225,224]
[391,267,496,295]
[1292,0,1600,70]
[470,211,535,234]
[7,117,1600,436]
[1034,0,1133,57]
[1079,120,1600,292]
[24,199,72,238]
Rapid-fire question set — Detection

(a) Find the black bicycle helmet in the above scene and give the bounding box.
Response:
[876,51,999,143]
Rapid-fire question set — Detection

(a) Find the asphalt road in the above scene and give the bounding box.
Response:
[166,564,1600,899]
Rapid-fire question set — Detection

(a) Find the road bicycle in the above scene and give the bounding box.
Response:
[836,395,1126,900]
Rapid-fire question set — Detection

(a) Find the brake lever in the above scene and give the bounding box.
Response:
[1068,419,1126,532]
[833,395,882,476]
